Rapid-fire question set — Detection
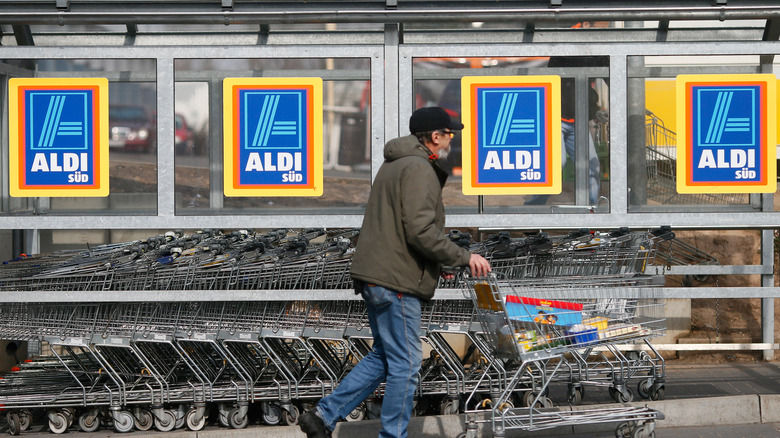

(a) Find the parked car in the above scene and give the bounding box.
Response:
[175,113,195,155]
[109,104,155,153]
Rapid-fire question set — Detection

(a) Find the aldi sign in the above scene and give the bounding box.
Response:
[8,78,109,197]
[676,74,776,193]
[223,78,323,197]
[461,76,561,195]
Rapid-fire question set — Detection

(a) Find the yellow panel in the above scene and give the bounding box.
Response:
[461,76,562,195]
[223,77,323,197]
[645,79,677,132]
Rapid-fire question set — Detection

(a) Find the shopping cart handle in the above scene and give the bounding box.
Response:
[649,225,675,241]
[650,408,665,420]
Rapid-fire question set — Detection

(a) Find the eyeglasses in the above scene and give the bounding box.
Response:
[439,130,454,139]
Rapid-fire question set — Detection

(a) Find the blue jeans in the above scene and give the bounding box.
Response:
[316,284,422,438]
[525,120,601,205]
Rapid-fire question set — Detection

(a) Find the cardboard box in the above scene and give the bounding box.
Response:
[505,295,583,327]
[598,324,642,340]
[473,282,502,311]
[567,324,598,346]
[583,316,608,331]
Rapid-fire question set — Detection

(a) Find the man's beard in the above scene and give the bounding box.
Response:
[437,144,451,160]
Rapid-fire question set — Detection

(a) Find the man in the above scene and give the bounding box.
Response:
[298,107,491,438]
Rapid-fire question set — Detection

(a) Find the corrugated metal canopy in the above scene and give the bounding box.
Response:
[0,0,779,25]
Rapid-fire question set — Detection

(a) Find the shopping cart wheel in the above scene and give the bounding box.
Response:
[134,409,153,431]
[78,411,100,433]
[567,386,583,405]
[609,387,634,403]
[637,379,651,399]
[615,422,632,438]
[632,425,655,438]
[7,413,21,436]
[154,410,176,432]
[282,405,299,426]
[48,411,69,434]
[17,410,31,432]
[186,409,207,431]
[346,403,366,422]
[227,408,248,429]
[113,411,134,433]
[440,400,459,416]
[649,385,665,401]
[260,402,282,426]
[217,404,230,427]
[523,390,552,408]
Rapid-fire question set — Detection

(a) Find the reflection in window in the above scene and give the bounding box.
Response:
[174,58,371,214]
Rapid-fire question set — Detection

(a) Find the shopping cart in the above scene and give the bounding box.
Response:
[460,274,664,438]
[645,110,747,205]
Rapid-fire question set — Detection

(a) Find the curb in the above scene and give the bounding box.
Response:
[5,394,775,437]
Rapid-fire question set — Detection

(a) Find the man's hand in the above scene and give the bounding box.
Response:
[469,254,491,278]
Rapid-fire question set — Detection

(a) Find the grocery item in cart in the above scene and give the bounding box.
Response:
[504,295,583,326]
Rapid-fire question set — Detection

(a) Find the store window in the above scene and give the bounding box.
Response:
[627,54,772,211]
[174,58,371,214]
[413,56,610,213]
[0,58,158,215]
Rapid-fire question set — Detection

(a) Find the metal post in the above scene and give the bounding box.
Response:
[381,23,400,180]
[209,77,224,209]
[609,55,628,215]
[625,23,647,208]
[574,75,589,206]
[761,227,775,361]
[157,57,175,217]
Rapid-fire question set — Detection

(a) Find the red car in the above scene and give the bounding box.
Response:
[109,104,155,153]
[175,113,195,155]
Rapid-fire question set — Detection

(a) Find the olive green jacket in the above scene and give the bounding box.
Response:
[350,135,471,301]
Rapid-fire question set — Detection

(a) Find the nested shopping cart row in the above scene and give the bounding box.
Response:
[0,227,672,293]
[0,227,672,435]
[0,229,357,292]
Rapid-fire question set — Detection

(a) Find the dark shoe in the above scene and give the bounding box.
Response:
[298,409,331,438]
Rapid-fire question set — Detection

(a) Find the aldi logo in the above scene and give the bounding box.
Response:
[696,87,757,148]
[461,76,562,196]
[483,89,541,148]
[223,78,323,197]
[677,74,776,194]
[8,78,109,197]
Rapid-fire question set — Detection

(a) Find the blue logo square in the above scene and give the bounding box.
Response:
[480,88,543,149]
[28,91,91,150]
[694,87,758,148]
[241,90,305,150]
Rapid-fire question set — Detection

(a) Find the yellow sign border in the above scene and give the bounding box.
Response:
[9,77,109,197]
[223,77,323,197]
[461,75,562,196]
[676,74,776,194]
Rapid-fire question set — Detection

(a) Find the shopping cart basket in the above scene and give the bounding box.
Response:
[460,274,664,438]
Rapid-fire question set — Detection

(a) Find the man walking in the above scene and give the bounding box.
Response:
[298,107,491,438]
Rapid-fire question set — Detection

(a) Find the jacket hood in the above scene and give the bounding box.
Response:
[384,135,432,162]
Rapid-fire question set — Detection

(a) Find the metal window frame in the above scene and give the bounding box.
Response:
[0,44,384,229]
[0,27,776,357]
